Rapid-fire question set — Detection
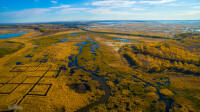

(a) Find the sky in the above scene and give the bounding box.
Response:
[0,0,200,23]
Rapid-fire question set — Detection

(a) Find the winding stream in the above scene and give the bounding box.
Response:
[68,38,111,112]
[68,37,173,112]
[132,75,174,112]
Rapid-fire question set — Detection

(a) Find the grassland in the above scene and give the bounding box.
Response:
[0,24,199,112]
[0,30,20,35]
[0,41,24,58]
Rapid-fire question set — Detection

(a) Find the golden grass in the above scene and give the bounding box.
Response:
[25,66,39,72]
[9,74,27,83]
[146,92,159,101]
[170,76,200,90]
[0,28,199,111]
[28,84,50,95]
[89,27,171,36]
[107,34,166,43]
[0,31,97,112]
[0,30,19,35]
[21,71,46,77]
[44,71,57,77]
[173,97,195,112]
[0,84,34,111]
[95,36,133,54]
[145,86,157,92]
[0,76,12,83]
[51,30,84,36]
[23,77,40,83]
[37,66,51,71]
[159,89,174,96]
[0,84,18,93]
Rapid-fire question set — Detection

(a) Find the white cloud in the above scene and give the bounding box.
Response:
[51,5,70,8]
[92,0,136,7]
[84,3,90,5]
[167,3,181,6]
[0,8,50,17]
[166,2,189,6]
[86,7,131,15]
[58,8,89,14]
[34,0,39,2]
[140,0,176,4]
[179,11,200,15]
[132,8,147,11]
[1,7,7,9]
[51,1,58,4]
[193,6,200,8]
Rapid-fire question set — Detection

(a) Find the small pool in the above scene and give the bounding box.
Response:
[0,29,18,31]
[25,54,33,58]
[61,39,67,42]
[16,62,23,65]
[68,33,79,35]
[0,30,26,39]
[114,38,132,41]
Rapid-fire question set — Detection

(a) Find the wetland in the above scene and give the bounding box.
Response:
[0,21,199,112]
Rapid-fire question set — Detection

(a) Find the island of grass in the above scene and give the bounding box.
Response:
[0,41,24,58]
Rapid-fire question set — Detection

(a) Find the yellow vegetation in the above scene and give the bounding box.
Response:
[160,89,174,96]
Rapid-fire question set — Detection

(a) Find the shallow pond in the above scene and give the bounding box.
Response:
[0,30,26,39]
[61,39,67,42]
[68,33,79,35]
[0,29,18,31]
[114,38,132,41]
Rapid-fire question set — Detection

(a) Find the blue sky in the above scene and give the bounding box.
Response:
[0,0,200,23]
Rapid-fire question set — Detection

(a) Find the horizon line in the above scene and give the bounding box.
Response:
[0,19,200,24]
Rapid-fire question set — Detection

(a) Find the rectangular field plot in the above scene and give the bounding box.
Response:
[9,74,27,83]
[0,76,12,83]
[49,66,59,71]
[21,71,46,77]
[28,84,51,96]
[25,66,39,72]
[23,77,40,83]
[0,84,18,93]
[0,72,18,77]
[13,84,34,95]
[39,77,55,83]
[10,66,28,72]
[0,94,12,112]
[37,66,51,71]
[44,71,57,77]
[0,84,34,111]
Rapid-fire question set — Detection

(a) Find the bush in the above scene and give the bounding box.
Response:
[149,64,161,72]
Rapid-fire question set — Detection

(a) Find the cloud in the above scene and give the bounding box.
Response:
[84,3,90,5]
[132,8,147,11]
[167,3,181,6]
[1,7,8,9]
[179,11,200,16]
[34,0,39,2]
[193,6,200,8]
[166,2,188,6]
[57,8,89,14]
[86,7,131,15]
[0,8,50,17]
[51,1,58,4]
[51,5,70,8]
[92,0,136,7]
[140,0,176,4]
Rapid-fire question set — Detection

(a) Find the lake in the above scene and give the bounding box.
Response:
[0,29,27,39]
[68,33,79,35]
[114,38,132,41]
